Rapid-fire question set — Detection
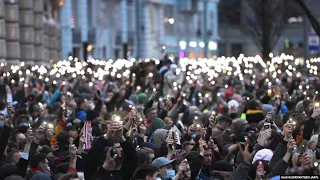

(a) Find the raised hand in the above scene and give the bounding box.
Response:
[166,136,175,152]
[199,138,208,156]
[208,138,219,152]
[103,147,118,170]
[6,106,14,123]
[282,122,294,142]
[242,143,253,163]
[165,98,173,111]
[301,152,312,165]
[257,128,272,147]
[106,121,123,138]
[26,128,34,144]
[176,159,189,177]
[286,138,296,155]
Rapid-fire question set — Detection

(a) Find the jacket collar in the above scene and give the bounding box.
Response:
[246,110,263,115]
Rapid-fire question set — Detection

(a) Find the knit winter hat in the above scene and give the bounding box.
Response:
[138,93,148,104]
[129,94,139,105]
[262,104,273,116]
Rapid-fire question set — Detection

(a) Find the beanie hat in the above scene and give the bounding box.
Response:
[252,149,273,164]
[140,142,158,153]
[129,94,139,105]
[225,89,233,98]
[212,160,233,172]
[262,104,273,116]
[138,93,148,105]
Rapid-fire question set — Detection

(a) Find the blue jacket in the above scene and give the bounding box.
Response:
[46,89,61,105]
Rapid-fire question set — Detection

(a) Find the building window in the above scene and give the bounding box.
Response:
[231,43,242,57]
[218,43,227,56]
[164,5,174,35]
[88,0,93,27]
[72,0,78,27]
[219,0,242,25]
[103,46,107,59]
[210,11,214,35]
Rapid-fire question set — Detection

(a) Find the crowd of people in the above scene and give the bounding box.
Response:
[0,55,320,180]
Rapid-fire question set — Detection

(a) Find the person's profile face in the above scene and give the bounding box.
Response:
[148,153,155,164]
[159,164,172,177]
[256,100,262,110]
[147,171,160,180]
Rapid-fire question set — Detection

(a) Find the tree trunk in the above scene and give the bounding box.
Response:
[261,0,271,61]
[262,40,272,61]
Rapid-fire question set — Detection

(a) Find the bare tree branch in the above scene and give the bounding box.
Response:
[220,0,303,59]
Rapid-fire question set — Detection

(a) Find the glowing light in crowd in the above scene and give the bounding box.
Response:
[199,42,205,48]
[208,41,217,50]
[189,41,197,48]
[168,18,174,24]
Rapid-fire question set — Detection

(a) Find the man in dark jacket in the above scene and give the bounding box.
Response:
[246,99,264,124]
[85,121,138,180]
[90,145,124,180]
[211,160,233,180]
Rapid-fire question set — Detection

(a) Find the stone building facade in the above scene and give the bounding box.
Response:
[0,0,61,65]
[60,0,219,60]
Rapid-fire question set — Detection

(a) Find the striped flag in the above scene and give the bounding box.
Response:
[83,121,93,150]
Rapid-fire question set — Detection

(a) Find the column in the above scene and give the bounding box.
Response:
[19,0,35,64]
[121,0,128,44]
[121,0,128,59]
[140,2,152,58]
[212,1,219,55]
[0,0,6,62]
[33,0,44,63]
[158,5,164,58]
[48,16,56,61]
[56,24,61,61]
[135,0,140,58]
[79,0,88,42]
[5,0,20,64]
[60,0,73,60]
[43,16,49,62]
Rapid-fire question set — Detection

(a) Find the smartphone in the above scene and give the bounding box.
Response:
[63,108,68,118]
[263,122,271,129]
[110,147,118,158]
